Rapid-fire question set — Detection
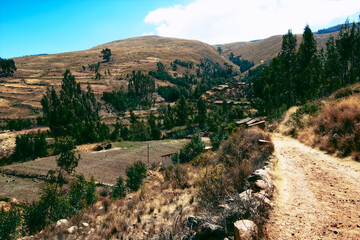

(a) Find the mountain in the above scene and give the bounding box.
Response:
[0,36,236,119]
[221,32,337,67]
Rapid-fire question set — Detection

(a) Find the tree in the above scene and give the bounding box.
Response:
[0,58,16,77]
[101,48,111,62]
[175,96,190,126]
[179,134,205,163]
[126,161,147,191]
[41,69,108,144]
[217,46,222,55]
[196,98,207,128]
[112,176,126,198]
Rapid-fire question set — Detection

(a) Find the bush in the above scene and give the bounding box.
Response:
[314,96,360,158]
[85,176,98,205]
[112,176,126,198]
[199,128,274,207]
[163,164,189,189]
[179,134,205,163]
[23,202,48,235]
[126,161,147,191]
[0,207,21,240]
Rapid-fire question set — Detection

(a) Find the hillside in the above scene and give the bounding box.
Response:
[0,36,236,119]
[221,32,337,66]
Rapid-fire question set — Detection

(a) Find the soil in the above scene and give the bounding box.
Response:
[266,134,360,239]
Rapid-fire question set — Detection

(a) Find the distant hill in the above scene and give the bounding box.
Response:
[316,24,343,34]
[221,32,337,67]
[0,36,237,119]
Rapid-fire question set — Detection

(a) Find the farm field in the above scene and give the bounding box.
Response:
[0,174,43,203]
[2,139,188,185]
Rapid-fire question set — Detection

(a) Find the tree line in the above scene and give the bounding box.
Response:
[249,20,360,117]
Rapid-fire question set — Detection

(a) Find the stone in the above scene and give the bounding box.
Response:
[98,206,104,211]
[56,219,69,227]
[239,190,253,201]
[67,226,77,234]
[10,198,19,205]
[234,220,258,240]
[254,180,271,192]
[82,222,89,228]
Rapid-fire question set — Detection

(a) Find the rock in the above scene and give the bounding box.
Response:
[67,226,77,234]
[239,190,253,201]
[234,220,258,240]
[253,192,271,206]
[128,195,133,199]
[10,198,19,205]
[98,206,104,211]
[251,169,271,181]
[253,180,271,193]
[82,222,89,228]
[56,219,69,227]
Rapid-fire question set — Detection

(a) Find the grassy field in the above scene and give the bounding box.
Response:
[3,139,188,185]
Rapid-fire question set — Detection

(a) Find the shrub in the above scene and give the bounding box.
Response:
[126,161,147,191]
[23,202,48,235]
[163,164,189,189]
[0,207,21,240]
[85,176,98,205]
[112,176,126,198]
[314,96,360,158]
[69,175,89,211]
[179,134,205,163]
[199,128,274,207]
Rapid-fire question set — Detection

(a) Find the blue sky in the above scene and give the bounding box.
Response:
[0,0,191,58]
[1,0,359,59]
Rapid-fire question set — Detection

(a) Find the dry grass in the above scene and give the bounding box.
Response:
[35,167,200,240]
[1,36,237,120]
[221,32,336,68]
[314,95,360,159]
[276,89,360,161]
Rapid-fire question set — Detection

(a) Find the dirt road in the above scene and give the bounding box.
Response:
[266,134,360,239]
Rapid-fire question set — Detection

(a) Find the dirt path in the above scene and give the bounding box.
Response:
[266,134,360,239]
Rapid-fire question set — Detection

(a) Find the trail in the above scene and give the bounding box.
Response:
[266,134,360,239]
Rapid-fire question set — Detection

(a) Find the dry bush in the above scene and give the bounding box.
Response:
[314,96,360,159]
[198,128,274,208]
[163,164,189,189]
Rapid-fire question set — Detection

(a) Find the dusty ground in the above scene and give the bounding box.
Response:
[266,134,360,239]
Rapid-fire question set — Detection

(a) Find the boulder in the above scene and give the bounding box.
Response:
[82,222,89,228]
[253,180,271,193]
[234,220,257,240]
[56,219,69,227]
[67,226,77,234]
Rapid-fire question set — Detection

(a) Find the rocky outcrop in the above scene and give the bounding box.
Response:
[234,220,258,240]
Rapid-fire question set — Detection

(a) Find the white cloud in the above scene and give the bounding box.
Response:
[144,0,360,44]
[142,31,156,36]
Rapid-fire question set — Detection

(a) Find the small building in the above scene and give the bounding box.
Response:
[161,153,176,167]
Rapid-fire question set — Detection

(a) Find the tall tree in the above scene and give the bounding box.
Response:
[101,48,111,62]
[41,69,108,144]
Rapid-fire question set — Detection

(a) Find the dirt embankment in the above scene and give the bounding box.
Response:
[266,134,360,239]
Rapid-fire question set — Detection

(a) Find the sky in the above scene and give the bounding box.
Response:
[1,0,359,59]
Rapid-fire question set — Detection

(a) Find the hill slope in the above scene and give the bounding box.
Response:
[221,32,337,66]
[0,36,236,119]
